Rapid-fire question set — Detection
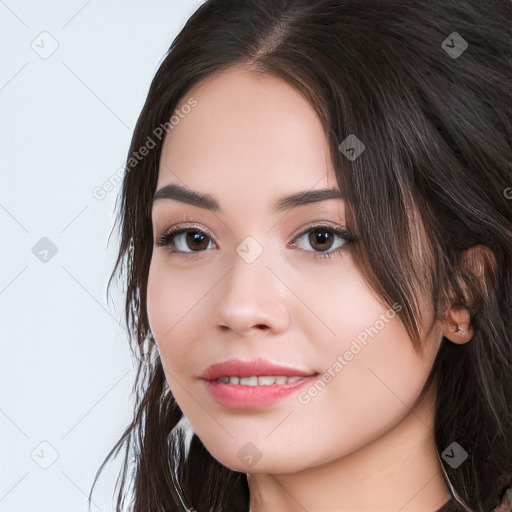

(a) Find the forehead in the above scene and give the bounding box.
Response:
[157,67,338,201]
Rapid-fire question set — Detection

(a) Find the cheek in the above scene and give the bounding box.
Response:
[296,318,437,464]
[146,257,200,374]
[326,295,434,408]
[147,258,174,339]
[341,321,435,413]
[300,261,437,433]
[294,254,395,349]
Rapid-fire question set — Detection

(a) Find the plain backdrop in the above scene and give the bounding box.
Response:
[0,1,205,510]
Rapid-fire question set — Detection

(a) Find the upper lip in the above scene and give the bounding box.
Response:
[202,358,318,381]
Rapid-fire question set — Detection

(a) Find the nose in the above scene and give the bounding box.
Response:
[212,247,290,337]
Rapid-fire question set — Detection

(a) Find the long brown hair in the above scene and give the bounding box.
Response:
[89,1,512,510]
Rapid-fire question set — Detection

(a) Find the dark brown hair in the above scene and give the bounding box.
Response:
[89,1,512,511]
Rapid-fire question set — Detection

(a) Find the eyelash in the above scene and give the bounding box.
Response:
[155,222,357,261]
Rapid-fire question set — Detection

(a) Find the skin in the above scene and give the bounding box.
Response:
[147,66,468,512]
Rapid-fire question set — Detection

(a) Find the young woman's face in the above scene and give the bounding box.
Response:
[147,67,443,474]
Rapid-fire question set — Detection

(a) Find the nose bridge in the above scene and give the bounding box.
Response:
[213,234,290,334]
[226,234,275,305]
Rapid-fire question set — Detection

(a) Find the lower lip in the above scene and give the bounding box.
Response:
[203,375,319,409]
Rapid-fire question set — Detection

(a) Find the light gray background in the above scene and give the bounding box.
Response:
[0,1,204,510]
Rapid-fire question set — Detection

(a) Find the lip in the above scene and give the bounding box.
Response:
[201,357,317,381]
[203,375,319,409]
[200,358,319,409]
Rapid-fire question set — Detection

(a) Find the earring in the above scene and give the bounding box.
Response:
[170,465,197,512]
[442,306,474,344]
[167,430,197,512]
[448,323,473,344]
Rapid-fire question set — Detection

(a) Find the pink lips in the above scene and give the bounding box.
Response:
[201,357,316,381]
[201,358,319,409]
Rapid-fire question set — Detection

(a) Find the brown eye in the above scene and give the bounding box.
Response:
[293,224,350,258]
[185,230,210,251]
[308,228,335,252]
[156,227,216,255]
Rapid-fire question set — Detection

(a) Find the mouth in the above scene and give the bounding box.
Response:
[200,358,320,409]
[202,374,320,409]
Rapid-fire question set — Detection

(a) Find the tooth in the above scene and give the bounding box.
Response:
[257,376,276,385]
[239,376,258,386]
[216,375,309,384]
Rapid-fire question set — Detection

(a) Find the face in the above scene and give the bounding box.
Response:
[147,66,443,474]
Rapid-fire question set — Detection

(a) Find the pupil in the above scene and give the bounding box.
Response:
[187,231,208,250]
[310,229,332,251]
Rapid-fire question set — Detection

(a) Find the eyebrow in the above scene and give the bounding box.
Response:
[152,184,344,213]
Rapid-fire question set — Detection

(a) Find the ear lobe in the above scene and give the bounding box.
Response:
[442,305,474,344]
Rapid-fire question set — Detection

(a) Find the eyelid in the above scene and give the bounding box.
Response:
[288,223,355,260]
[290,221,348,243]
[156,218,216,244]
[157,221,218,249]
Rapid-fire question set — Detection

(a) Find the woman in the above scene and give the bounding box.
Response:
[89,1,512,511]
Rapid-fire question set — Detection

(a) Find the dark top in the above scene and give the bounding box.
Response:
[436,498,466,512]
[435,495,511,512]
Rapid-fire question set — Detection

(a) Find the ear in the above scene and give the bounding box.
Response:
[441,305,474,344]
[441,244,496,345]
